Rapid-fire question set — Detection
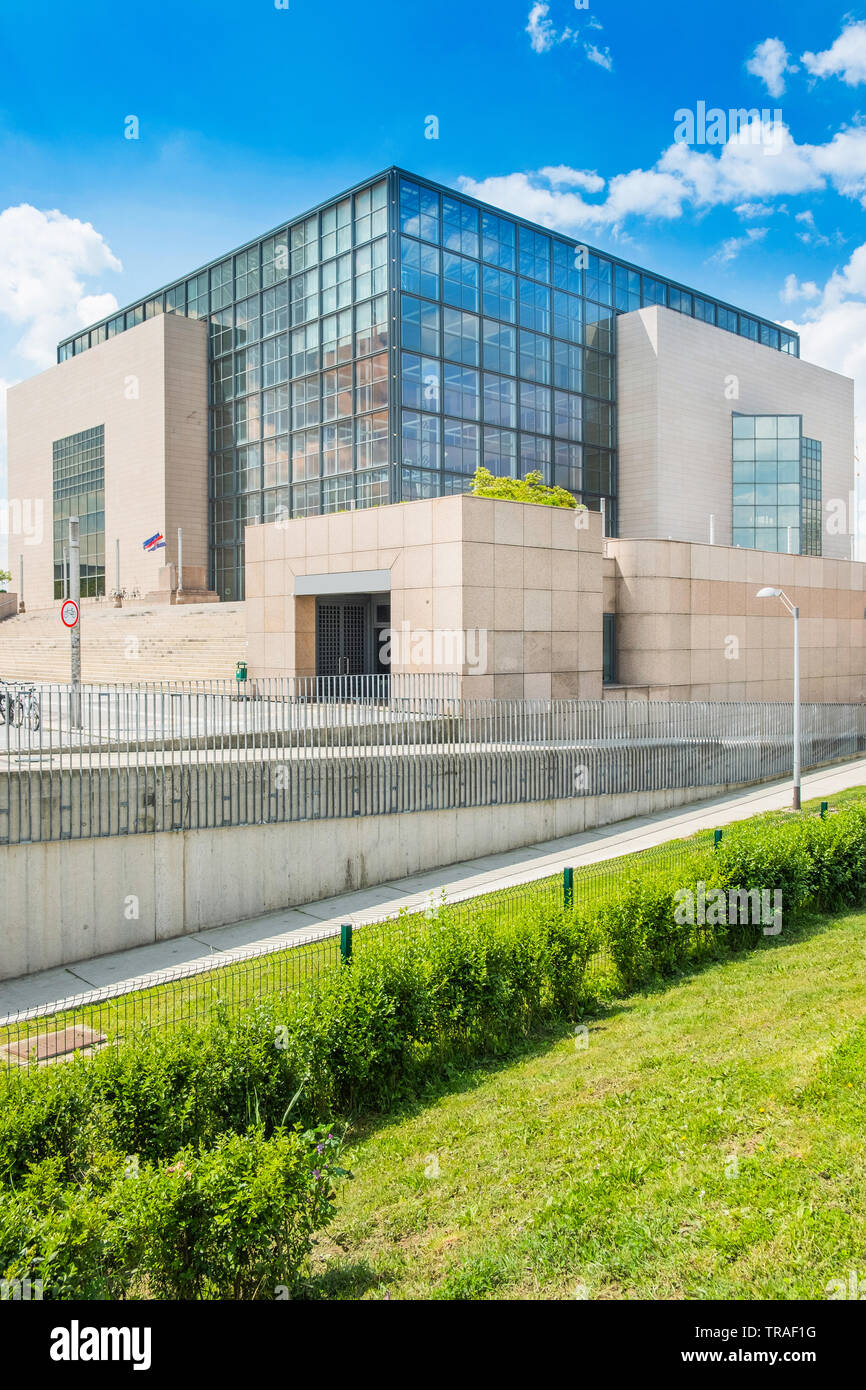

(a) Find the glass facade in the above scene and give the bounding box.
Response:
[57,167,801,600]
[53,425,105,597]
[800,436,823,557]
[732,414,822,557]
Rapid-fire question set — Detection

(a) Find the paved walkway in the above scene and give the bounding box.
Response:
[2,756,865,1017]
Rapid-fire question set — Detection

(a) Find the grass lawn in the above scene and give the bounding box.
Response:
[310,904,866,1300]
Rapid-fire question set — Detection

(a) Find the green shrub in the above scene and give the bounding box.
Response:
[470,466,580,510]
[0,1126,348,1301]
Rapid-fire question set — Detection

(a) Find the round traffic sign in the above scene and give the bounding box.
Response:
[61,599,80,628]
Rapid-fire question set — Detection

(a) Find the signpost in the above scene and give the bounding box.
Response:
[60,598,79,628]
[68,518,81,730]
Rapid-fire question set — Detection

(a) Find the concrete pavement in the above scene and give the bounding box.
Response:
[2,755,864,1018]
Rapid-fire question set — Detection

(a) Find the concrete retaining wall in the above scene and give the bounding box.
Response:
[0,776,775,980]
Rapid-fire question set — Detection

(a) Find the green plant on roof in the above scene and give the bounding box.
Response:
[470,467,582,510]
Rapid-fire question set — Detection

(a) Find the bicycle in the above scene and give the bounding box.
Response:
[0,682,41,731]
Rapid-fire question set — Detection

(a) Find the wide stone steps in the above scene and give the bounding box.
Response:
[0,602,248,683]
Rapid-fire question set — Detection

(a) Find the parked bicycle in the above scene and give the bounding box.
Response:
[0,681,41,731]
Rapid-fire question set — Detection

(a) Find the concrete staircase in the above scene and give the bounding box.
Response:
[0,601,247,683]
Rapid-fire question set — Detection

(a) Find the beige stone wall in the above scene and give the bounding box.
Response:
[244,495,604,697]
[616,307,854,560]
[608,538,866,703]
[6,313,208,608]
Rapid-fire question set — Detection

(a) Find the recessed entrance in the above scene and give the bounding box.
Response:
[315,595,391,679]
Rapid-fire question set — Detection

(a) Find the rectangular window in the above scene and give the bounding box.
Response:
[402,352,441,411]
[235,246,260,299]
[519,226,551,282]
[356,410,389,469]
[482,373,517,428]
[401,236,440,298]
[552,240,582,295]
[321,199,351,261]
[355,295,388,357]
[518,330,550,384]
[291,428,320,482]
[554,340,582,393]
[553,290,582,343]
[481,212,516,270]
[322,421,353,474]
[353,236,387,300]
[518,278,550,333]
[402,411,441,470]
[481,265,517,322]
[290,322,319,378]
[357,468,389,509]
[262,284,288,337]
[262,231,289,287]
[483,426,517,475]
[291,376,319,430]
[442,197,479,258]
[322,364,353,421]
[519,381,551,434]
[354,353,388,414]
[443,418,480,474]
[401,295,441,356]
[442,307,479,366]
[443,364,479,419]
[443,252,479,311]
[482,319,517,375]
[354,179,387,245]
[615,266,640,313]
[321,309,353,368]
[210,259,233,311]
[291,215,319,274]
[400,179,440,243]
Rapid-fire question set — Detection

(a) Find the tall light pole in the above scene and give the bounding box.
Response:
[757,587,800,811]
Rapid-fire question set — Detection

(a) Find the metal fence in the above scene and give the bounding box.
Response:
[0,834,717,1077]
[0,680,863,844]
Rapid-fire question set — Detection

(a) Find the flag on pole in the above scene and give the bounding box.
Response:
[143,532,166,552]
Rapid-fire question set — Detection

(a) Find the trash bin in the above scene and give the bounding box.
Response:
[235,661,247,683]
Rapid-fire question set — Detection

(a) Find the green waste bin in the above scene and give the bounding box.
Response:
[235,661,247,683]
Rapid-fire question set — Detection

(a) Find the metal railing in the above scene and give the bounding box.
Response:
[0,682,864,844]
[0,835,716,1076]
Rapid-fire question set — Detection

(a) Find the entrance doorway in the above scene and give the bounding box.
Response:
[315,594,391,684]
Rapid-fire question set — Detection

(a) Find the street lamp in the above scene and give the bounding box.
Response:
[756,586,800,811]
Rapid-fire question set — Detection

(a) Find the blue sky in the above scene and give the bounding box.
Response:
[2,0,866,537]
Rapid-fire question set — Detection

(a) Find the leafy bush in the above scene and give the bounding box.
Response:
[0,1126,347,1301]
[470,467,581,510]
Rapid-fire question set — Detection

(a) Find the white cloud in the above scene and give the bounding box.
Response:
[585,43,613,71]
[802,20,866,86]
[710,227,768,264]
[525,3,613,69]
[734,201,775,219]
[746,37,797,97]
[526,2,556,54]
[784,241,866,555]
[0,205,121,370]
[459,115,866,238]
[537,164,605,192]
[781,272,820,302]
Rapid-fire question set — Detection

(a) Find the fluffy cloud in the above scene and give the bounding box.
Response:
[0,205,121,370]
[784,242,866,554]
[746,37,797,97]
[710,227,768,264]
[526,2,556,54]
[459,116,866,236]
[781,272,820,302]
[802,20,866,86]
[585,43,613,71]
[525,3,613,69]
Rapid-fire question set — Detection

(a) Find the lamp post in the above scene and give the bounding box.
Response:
[757,586,800,811]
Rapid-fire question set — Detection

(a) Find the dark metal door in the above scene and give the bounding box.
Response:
[316,596,371,678]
